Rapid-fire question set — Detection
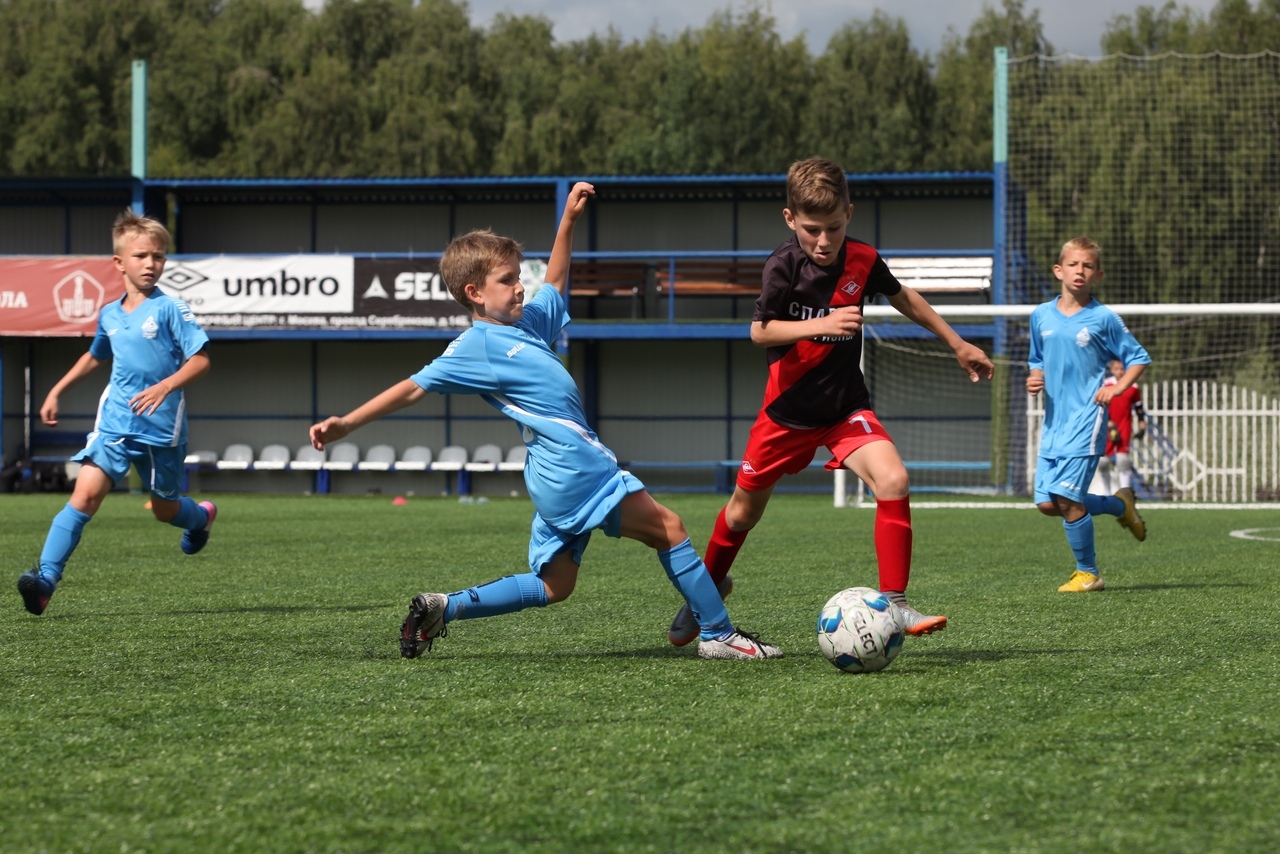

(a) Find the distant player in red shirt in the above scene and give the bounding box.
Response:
[1097,359,1147,493]
[666,158,994,644]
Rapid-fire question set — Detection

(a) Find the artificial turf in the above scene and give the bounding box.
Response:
[2,492,1277,852]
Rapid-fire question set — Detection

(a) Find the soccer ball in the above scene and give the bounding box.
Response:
[816,587,905,673]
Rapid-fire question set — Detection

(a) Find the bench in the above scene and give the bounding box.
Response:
[886,256,992,295]
[567,261,657,298]
[654,259,764,297]
[567,256,992,303]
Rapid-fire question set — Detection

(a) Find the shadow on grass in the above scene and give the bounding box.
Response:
[359,645,694,661]
[900,648,1079,665]
[159,604,391,616]
[1111,582,1251,592]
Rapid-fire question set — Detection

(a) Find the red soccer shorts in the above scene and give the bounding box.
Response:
[736,409,893,492]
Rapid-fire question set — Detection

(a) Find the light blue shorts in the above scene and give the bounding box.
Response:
[526,471,645,574]
[1034,455,1100,505]
[72,433,187,500]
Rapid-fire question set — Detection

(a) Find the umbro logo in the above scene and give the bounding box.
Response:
[158,264,208,292]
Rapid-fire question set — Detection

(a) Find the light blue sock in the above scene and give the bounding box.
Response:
[446,574,547,622]
[659,538,732,639]
[1063,514,1098,574]
[167,497,208,531]
[1083,494,1123,517]
[39,504,92,582]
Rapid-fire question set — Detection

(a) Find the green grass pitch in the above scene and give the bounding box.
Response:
[2,492,1278,851]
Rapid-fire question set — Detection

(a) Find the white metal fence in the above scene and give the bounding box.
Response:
[1027,380,1280,503]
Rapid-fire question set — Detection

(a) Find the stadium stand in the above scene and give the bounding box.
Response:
[359,444,397,471]
[430,446,467,472]
[323,442,360,471]
[464,444,503,472]
[394,446,434,471]
[253,444,291,471]
[216,444,253,471]
[498,446,528,472]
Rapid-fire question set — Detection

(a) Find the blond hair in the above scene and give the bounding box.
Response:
[1058,236,1102,270]
[112,210,170,255]
[785,157,851,216]
[439,229,523,312]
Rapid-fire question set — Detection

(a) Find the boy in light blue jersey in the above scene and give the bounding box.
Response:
[309,183,782,661]
[1027,237,1150,593]
[17,212,216,615]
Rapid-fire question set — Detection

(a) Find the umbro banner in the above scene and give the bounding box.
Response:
[0,256,473,335]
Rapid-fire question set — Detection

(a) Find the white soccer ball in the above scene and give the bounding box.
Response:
[816,587,905,673]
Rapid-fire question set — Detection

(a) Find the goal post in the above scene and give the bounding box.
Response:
[835,304,1280,507]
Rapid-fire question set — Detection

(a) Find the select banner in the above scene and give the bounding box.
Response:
[0,255,474,335]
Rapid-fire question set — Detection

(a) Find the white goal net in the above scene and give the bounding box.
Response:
[1002,51,1280,308]
[843,304,1280,505]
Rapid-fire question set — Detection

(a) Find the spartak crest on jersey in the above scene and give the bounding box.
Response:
[839,278,864,301]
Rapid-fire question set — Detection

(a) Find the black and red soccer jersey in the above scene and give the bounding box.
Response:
[753,236,902,429]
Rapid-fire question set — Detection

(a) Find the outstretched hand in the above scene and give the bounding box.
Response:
[39,394,60,426]
[956,342,995,382]
[309,416,350,450]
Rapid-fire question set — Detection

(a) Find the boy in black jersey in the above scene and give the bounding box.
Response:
[667,157,994,644]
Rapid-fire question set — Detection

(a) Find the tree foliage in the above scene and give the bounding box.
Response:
[0,0,1274,178]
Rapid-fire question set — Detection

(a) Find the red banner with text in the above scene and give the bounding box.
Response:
[0,258,124,337]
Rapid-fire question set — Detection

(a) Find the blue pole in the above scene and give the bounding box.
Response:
[554,178,570,359]
[131,60,147,213]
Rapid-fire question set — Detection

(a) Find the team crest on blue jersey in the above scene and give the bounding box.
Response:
[1075,327,1091,347]
[142,315,159,339]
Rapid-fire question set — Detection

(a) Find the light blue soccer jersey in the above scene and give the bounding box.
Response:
[86,289,209,447]
[410,286,634,533]
[1028,297,1151,458]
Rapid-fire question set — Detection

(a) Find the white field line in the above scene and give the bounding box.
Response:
[847,502,1280,511]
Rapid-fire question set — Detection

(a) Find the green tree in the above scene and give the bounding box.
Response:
[1102,0,1280,54]
[483,13,562,174]
[215,0,311,174]
[606,8,812,174]
[5,0,175,175]
[930,0,1051,171]
[1100,1,1205,53]
[803,12,935,172]
[359,0,490,175]
[235,52,365,176]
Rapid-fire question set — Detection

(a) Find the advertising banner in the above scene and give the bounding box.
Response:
[0,258,124,337]
[0,255,476,335]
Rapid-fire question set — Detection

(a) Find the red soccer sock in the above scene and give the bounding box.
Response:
[874,496,913,593]
[703,506,749,584]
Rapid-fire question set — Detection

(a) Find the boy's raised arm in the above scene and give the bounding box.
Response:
[543,182,595,295]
